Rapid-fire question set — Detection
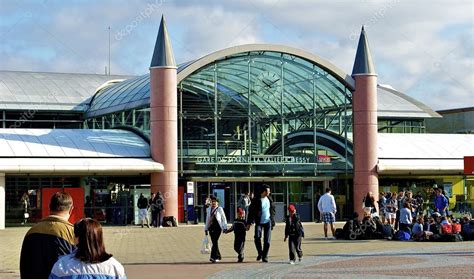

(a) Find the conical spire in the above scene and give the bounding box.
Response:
[352,26,376,76]
[150,15,176,68]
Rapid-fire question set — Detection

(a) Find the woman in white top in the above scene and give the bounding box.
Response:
[204,196,227,263]
[49,218,126,279]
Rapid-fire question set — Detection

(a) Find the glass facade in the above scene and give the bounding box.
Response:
[378,118,425,133]
[86,51,354,179]
[84,50,355,221]
[81,49,473,222]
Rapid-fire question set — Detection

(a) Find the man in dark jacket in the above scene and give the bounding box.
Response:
[246,184,275,263]
[20,192,76,279]
[137,193,150,228]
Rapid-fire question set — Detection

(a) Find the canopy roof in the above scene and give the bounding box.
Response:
[378,133,474,174]
[86,44,353,118]
[86,44,439,120]
[0,129,162,174]
[0,71,130,111]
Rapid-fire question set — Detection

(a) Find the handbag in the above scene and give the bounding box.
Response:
[200,236,211,254]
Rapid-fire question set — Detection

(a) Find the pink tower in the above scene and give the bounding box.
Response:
[352,26,379,218]
[149,16,178,219]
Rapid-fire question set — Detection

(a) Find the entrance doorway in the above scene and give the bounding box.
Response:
[192,179,332,223]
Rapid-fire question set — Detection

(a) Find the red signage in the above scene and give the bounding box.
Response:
[42,188,84,224]
[317,155,331,163]
[465,156,474,175]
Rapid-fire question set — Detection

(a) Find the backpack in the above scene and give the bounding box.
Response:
[343,220,361,240]
[361,218,377,239]
[163,216,177,227]
[396,230,411,241]
[451,223,461,234]
[287,216,304,237]
[439,234,463,242]
[382,224,394,238]
[441,224,452,234]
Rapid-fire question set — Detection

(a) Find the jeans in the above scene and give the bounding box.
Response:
[254,222,272,260]
[288,235,303,261]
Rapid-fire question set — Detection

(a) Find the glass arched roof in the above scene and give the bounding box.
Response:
[86,44,354,118]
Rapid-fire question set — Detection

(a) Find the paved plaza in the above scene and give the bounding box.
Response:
[1,223,473,278]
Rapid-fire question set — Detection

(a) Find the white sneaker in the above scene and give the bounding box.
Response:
[332,236,337,240]
[215,259,220,262]
[289,260,295,264]
[159,225,163,228]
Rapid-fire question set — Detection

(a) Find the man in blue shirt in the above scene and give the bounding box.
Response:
[433,188,448,216]
[247,184,275,263]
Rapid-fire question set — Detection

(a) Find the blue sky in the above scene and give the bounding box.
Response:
[0,0,472,110]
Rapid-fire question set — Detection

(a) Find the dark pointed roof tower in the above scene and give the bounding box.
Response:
[150,15,176,68]
[352,26,376,76]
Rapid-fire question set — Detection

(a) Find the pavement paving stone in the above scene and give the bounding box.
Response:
[1,222,473,278]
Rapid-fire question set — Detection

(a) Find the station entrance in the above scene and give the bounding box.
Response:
[191,178,335,223]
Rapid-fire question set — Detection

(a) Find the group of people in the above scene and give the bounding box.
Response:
[137,192,165,228]
[339,187,474,242]
[203,186,339,264]
[376,190,426,229]
[20,192,126,279]
[203,185,278,263]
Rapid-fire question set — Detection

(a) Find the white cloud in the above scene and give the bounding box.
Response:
[0,0,472,110]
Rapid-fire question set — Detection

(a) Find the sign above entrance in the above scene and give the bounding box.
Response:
[195,155,312,165]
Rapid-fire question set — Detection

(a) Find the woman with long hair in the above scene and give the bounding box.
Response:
[363,192,377,216]
[49,218,126,278]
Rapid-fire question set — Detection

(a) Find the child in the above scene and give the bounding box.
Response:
[284,204,304,264]
[413,216,433,241]
[225,208,247,262]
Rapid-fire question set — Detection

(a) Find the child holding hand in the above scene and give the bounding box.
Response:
[225,208,247,262]
[284,204,304,264]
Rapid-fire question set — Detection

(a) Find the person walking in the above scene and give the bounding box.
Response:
[137,193,150,228]
[204,196,227,263]
[224,208,247,262]
[237,191,251,221]
[49,218,126,279]
[317,187,337,240]
[284,204,304,264]
[246,184,276,263]
[20,192,76,279]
